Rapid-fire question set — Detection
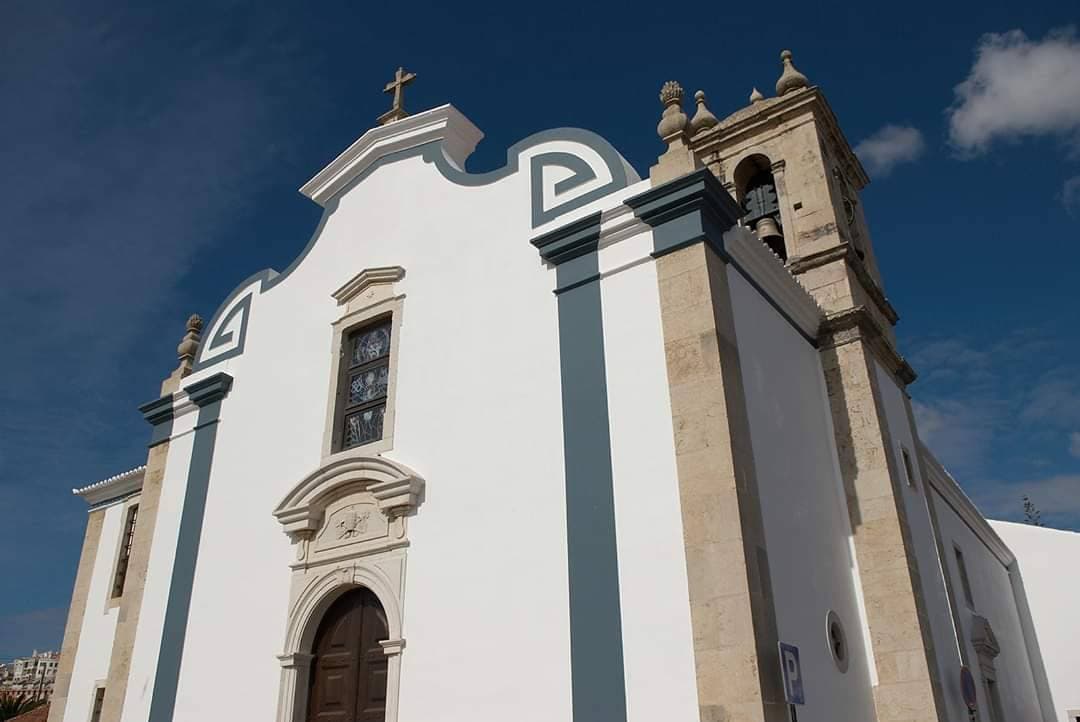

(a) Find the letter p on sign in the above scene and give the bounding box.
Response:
[779,642,805,705]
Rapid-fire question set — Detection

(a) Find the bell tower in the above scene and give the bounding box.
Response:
[648,53,950,722]
[685,50,902,353]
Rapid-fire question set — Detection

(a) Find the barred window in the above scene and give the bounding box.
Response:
[90,686,106,722]
[112,504,139,598]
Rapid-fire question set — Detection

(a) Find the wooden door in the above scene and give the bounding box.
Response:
[307,588,389,722]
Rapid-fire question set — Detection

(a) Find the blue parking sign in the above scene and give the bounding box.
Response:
[779,642,805,705]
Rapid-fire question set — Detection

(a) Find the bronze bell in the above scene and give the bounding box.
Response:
[755,216,786,260]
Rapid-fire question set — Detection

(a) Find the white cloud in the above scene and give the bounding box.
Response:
[854,125,926,176]
[948,28,1080,154]
[1070,432,1080,459]
[1064,176,1080,214]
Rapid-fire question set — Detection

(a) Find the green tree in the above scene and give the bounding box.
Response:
[1022,495,1044,526]
[0,692,45,721]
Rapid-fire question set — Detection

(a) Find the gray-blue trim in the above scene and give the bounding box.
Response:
[139,394,175,448]
[193,128,638,372]
[532,212,602,268]
[534,216,627,722]
[626,169,818,347]
[147,372,232,722]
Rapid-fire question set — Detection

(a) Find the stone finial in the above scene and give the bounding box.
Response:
[775,49,809,96]
[176,313,203,376]
[750,87,764,104]
[656,81,689,141]
[650,80,700,184]
[690,90,719,133]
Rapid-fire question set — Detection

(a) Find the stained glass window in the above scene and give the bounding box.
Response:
[351,323,391,366]
[339,317,392,450]
[349,365,389,405]
[344,406,385,447]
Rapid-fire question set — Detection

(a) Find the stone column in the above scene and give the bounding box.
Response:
[628,170,787,722]
[275,652,313,722]
[818,315,947,722]
[47,509,106,722]
[380,639,405,722]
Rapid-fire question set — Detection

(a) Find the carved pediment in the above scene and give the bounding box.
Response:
[331,266,405,308]
[273,454,425,544]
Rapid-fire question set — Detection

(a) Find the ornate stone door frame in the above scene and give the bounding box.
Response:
[273,453,424,722]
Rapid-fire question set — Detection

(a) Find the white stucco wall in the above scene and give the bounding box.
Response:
[728,267,878,722]
[62,500,126,722]
[931,497,1045,721]
[874,364,969,721]
[992,520,1079,722]
[600,230,698,722]
[121,427,196,722]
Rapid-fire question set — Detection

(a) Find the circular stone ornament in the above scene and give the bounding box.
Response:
[826,610,849,672]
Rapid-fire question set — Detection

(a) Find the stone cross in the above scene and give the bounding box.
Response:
[377,66,416,125]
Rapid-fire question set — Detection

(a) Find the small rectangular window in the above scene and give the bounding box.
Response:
[954,545,975,609]
[112,505,139,598]
[900,445,917,489]
[90,687,106,722]
[339,318,391,450]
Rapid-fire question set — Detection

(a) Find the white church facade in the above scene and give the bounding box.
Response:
[49,54,1063,722]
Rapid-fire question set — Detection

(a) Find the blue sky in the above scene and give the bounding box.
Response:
[1,0,1077,660]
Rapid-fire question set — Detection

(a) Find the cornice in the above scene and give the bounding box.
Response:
[919,443,1015,567]
[300,104,484,207]
[331,266,406,306]
[624,168,742,240]
[184,372,234,408]
[788,243,900,325]
[690,87,869,190]
[73,465,145,507]
[818,306,916,385]
[531,212,602,266]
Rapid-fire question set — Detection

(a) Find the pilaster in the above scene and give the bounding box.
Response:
[627,170,786,722]
[817,325,945,722]
[47,509,106,722]
[98,370,184,722]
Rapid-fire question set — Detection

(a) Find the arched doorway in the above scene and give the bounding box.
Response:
[307,587,389,722]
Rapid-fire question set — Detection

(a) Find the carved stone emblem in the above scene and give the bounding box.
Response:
[315,501,388,553]
[337,509,372,539]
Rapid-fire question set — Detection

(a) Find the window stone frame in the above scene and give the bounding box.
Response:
[321,266,406,460]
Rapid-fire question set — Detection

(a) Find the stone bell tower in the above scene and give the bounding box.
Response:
[649,53,948,722]
[686,50,901,350]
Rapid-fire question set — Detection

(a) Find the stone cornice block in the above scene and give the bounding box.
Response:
[819,306,916,385]
[625,168,742,248]
[530,212,602,266]
[184,372,234,408]
[139,394,175,426]
[300,104,484,207]
[331,266,406,306]
[788,243,899,325]
[370,477,425,517]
